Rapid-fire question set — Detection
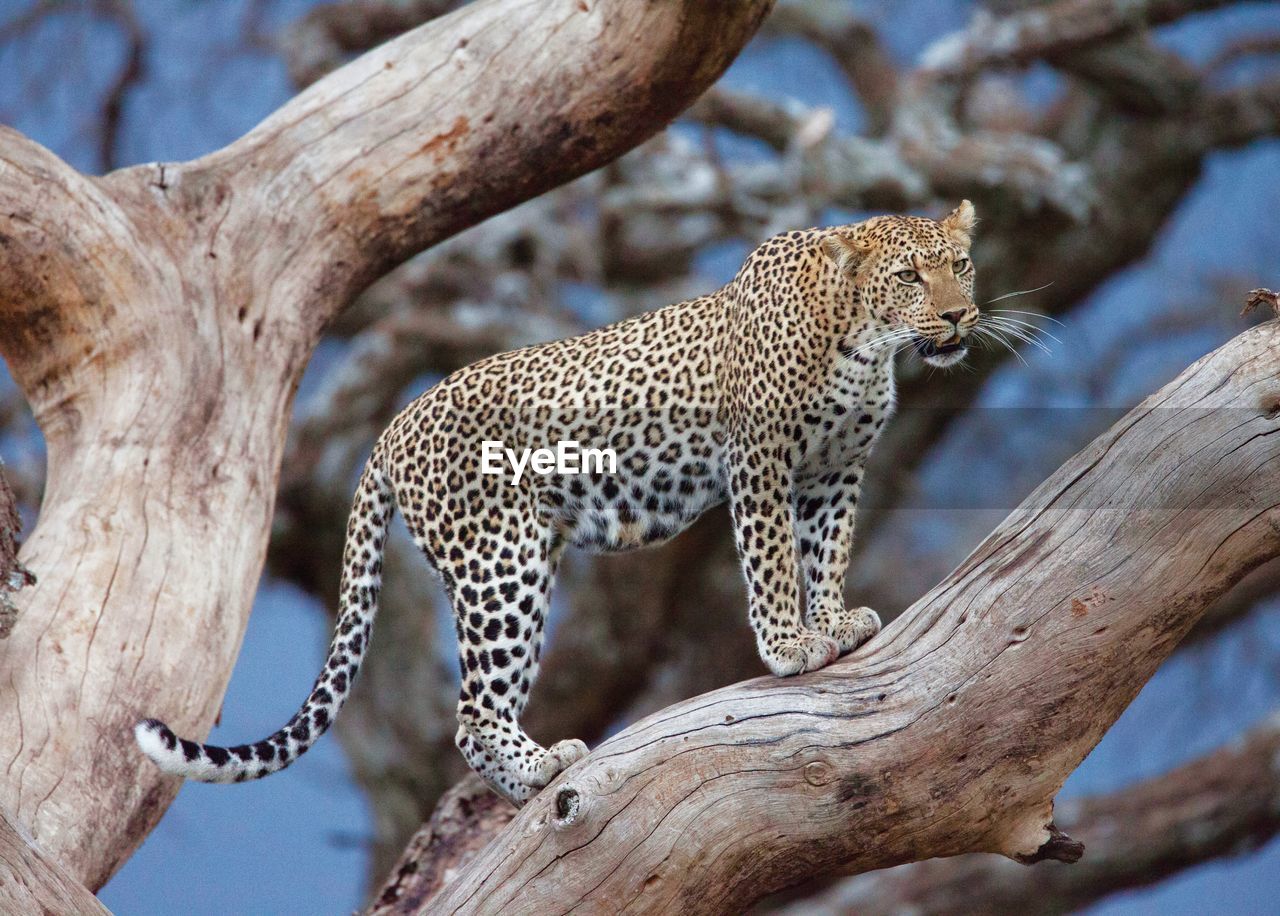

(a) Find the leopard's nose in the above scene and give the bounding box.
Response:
[940,308,967,327]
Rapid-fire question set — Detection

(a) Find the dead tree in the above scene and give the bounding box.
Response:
[0,0,773,906]
[778,710,1280,915]
[371,319,1280,913]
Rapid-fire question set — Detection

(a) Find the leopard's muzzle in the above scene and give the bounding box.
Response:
[912,334,969,368]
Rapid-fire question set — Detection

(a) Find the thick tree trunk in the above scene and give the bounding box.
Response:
[0,0,773,902]
[380,320,1280,914]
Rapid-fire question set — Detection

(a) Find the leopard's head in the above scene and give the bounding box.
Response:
[822,201,978,368]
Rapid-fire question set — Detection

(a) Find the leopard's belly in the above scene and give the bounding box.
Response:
[548,430,729,554]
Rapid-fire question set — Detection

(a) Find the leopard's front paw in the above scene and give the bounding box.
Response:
[819,606,881,655]
[761,631,840,677]
[521,738,589,789]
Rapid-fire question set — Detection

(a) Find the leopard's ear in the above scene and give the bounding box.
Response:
[941,199,976,247]
[820,234,869,277]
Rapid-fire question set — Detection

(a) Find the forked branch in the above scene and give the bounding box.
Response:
[0,0,775,898]
[176,0,777,326]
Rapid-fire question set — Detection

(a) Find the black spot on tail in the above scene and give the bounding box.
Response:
[142,718,178,750]
[205,746,230,766]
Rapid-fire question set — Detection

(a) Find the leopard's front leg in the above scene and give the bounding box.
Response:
[794,468,880,655]
[727,440,840,676]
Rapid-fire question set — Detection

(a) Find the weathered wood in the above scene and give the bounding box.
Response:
[1243,287,1279,318]
[0,460,32,639]
[409,321,1280,913]
[778,711,1280,915]
[0,809,110,915]
[372,776,516,915]
[0,0,773,890]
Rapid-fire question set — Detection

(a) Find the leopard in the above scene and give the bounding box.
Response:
[136,201,980,806]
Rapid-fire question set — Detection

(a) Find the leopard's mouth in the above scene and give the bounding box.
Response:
[912,335,969,367]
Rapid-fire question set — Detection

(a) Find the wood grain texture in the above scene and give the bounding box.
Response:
[0,0,772,897]
[414,321,1280,914]
[372,775,516,915]
[782,711,1280,915]
[0,810,111,915]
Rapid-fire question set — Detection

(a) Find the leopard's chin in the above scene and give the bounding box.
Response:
[913,335,969,368]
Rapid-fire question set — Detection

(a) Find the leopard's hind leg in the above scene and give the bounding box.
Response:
[445,516,587,805]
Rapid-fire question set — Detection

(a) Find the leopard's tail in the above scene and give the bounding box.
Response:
[135,459,394,783]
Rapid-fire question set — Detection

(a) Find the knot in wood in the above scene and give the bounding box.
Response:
[552,786,582,830]
[804,760,834,787]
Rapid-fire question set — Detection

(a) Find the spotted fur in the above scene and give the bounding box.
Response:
[136,203,979,805]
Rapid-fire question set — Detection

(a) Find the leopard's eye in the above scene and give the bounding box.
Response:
[895,269,920,284]
[953,258,971,274]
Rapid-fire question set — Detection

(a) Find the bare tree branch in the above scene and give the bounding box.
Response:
[1208,33,1280,73]
[280,0,463,89]
[1187,559,1280,645]
[0,809,109,915]
[1243,287,1280,318]
[160,0,776,330]
[765,0,899,135]
[371,774,514,915]
[685,85,1095,220]
[783,711,1280,915]
[94,0,145,173]
[1185,76,1280,150]
[919,0,1233,81]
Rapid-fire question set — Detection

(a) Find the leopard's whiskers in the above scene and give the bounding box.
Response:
[978,314,1053,356]
[847,327,915,360]
[990,307,1065,328]
[984,313,1061,348]
[970,323,1029,367]
[985,323,1048,357]
[984,282,1054,305]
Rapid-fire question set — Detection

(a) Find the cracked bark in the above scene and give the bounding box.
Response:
[0,459,32,638]
[0,810,109,916]
[780,711,1280,915]
[373,319,1280,913]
